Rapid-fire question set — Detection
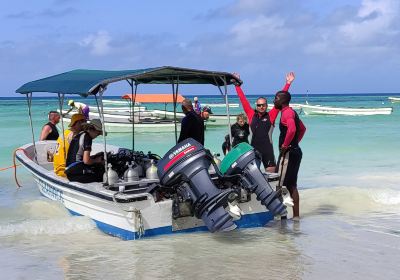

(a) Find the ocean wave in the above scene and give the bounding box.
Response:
[300,186,400,217]
[0,217,95,237]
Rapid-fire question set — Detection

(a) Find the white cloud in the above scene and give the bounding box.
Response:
[339,0,400,44]
[80,31,112,56]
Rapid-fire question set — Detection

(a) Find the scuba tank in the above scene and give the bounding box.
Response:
[123,162,130,180]
[104,163,119,185]
[146,159,158,179]
[125,162,139,182]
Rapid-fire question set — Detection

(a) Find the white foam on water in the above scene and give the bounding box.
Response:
[0,216,95,237]
[300,186,400,217]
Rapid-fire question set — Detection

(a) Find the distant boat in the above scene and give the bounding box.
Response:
[88,106,147,113]
[202,103,239,108]
[102,99,135,105]
[62,114,180,133]
[388,97,400,103]
[300,104,393,116]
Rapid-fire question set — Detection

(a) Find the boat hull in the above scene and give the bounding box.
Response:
[16,141,277,240]
[301,104,393,116]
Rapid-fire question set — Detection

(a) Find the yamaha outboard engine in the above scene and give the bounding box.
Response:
[158,138,236,233]
[220,143,287,216]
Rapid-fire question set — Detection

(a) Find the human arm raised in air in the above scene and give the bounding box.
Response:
[232,73,255,123]
[269,72,295,124]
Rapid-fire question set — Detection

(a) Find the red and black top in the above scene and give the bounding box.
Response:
[235,83,291,167]
[279,106,306,148]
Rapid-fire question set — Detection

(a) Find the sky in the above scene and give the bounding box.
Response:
[1,0,400,97]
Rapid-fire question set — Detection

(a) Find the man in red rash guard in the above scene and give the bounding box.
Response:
[274,90,306,220]
[233,72,295,172]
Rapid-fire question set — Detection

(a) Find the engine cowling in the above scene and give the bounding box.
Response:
[157,138,236,233]
[220,143,287,216]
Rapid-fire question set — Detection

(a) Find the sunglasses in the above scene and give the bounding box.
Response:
[256,103,267,107]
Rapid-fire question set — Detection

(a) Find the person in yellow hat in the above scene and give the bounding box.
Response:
[53,114,86,177]
[64,100,90,120]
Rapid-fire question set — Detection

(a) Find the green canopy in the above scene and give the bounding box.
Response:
[16,66,242,96]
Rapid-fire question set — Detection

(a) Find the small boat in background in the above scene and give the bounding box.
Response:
[300,104,393,116]
[89,106,147,113]
[202,103,239,108]
[388,97,400,103]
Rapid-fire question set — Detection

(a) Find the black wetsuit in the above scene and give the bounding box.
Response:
[44,122,59,140]
[178,110,205,145]
[277,109,304,190]
[65,132,104,183]
[250,112,275,168]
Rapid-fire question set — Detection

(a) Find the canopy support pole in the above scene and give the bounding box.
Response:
[171,77,180,144]
[215,76,233,146]
[127,79,137,151]
[95,89,108,186]
[26,92,38,163]
[57,93,66,160]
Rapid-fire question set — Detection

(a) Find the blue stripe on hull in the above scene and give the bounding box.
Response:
[67,211,274,240]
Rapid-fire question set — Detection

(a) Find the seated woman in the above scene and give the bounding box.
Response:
[231,113,250,147]
[222,113,250,155]
[65,119,105,183]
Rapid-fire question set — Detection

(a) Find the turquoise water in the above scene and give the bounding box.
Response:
[0,94,399,279]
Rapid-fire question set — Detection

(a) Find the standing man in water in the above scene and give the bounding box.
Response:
[178,98,205,145]
[233,72,295,172]
[40,111,60,140]
[274,90,306,220]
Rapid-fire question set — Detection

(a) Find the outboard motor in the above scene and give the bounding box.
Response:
[220,143,287,216]
[158,138,236,233]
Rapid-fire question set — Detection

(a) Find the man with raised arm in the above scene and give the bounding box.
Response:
[274,90,306,220]
[232,72,295,172]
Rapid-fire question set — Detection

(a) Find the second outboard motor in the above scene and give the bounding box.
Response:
[158,138,236,233]
[220,143,287,216]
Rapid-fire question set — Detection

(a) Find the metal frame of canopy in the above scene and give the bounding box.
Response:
[16,66,242,186]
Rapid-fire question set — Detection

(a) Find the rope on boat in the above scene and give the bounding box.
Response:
[12,148,28,188]
[0,164,20,171]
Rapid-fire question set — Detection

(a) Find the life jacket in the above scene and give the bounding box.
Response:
[53,130,73,177]
[44,122,59,140]
[279,109,301,148]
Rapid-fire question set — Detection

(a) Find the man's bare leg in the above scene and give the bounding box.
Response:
[290,187,300,218]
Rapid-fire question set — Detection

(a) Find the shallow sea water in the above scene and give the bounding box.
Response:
[0,94,399,279]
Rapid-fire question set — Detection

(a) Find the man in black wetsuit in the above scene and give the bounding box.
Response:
[274,91,306,220]
[178,98,205,145]
[40,111,60,140]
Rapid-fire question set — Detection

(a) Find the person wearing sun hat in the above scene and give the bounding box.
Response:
[65,118,106,183]
[53,113,86,177]
[64,99,90,120]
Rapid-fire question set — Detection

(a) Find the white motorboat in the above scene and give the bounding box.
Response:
[388,97,400,103]
[202,103,239,108]
[89,106,147,113]
[61,110,180,133]
[300,104,393,116]
[15,66,287,240]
